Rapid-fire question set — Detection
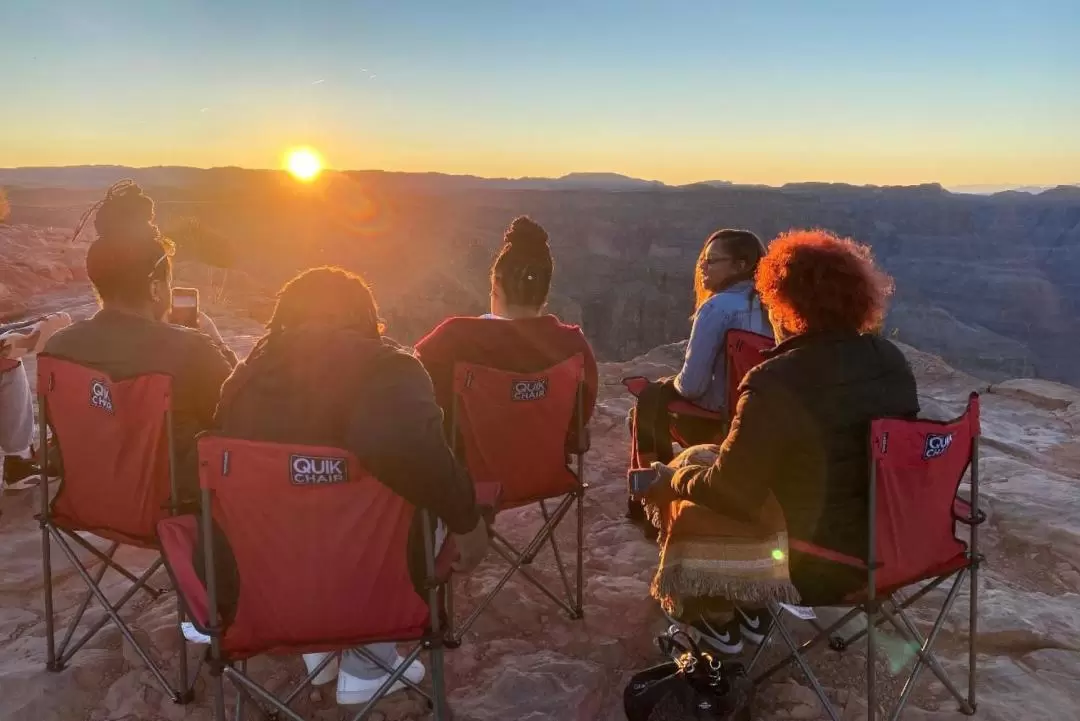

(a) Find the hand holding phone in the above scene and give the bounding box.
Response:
[170,287,199,328]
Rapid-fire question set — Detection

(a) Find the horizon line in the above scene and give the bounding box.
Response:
[1,164,1078,194]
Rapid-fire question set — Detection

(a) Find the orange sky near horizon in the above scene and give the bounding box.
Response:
[6,139,1078,189]
[3,2,1077,189]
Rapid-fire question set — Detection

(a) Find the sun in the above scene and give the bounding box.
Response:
[284,148,323,182]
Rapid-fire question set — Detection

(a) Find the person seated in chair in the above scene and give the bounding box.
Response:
[415,216,598,446]
[0,358,35,487]
[635,230,773,466]
[652,229,919,655]
[213,266,490,706]
[1,313,70,487]
[44,181,236,503]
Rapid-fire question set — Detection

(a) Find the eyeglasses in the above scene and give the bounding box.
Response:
[703,256,733,267]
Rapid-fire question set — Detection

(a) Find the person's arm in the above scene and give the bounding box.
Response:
[668,379,786,522]
[413,321,457,422]
[189,336,237,432]
[346,352,481,534]
[673,301,732,401]
[195,312,238,367]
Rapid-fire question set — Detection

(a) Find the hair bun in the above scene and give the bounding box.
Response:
[504,216,549,253]
[94,180,159,242]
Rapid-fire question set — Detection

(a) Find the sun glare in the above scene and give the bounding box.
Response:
[285,148,323,182]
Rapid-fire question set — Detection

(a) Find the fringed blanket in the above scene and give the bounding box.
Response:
[644,445,801,616]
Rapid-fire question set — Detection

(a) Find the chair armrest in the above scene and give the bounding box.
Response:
[789,539,869,570]
[952,496,987,526]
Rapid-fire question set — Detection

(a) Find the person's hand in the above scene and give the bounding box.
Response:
[196,312,226,346]
[451,518,490,574]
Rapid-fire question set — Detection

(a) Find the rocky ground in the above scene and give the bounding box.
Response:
[2,314,1079,720]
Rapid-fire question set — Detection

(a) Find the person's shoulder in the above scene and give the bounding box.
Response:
[543,315,594,354]
[42,319,84,354]
[415,316,478,352]
[695,291,743,320]
[863,334,914,373]
[366,341,431,383]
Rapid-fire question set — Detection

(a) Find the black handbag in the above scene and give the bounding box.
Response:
[624,628,754,721]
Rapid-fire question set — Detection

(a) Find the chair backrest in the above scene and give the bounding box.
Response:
[37,355,174,546]
[870,393,979,592]
[724,329,774,421]
[197,435,431,657]
[451,354,584,507]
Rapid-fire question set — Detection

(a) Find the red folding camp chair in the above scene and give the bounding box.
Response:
[159,435,452,721]
[623,328,774,458]
[748,393,984,721]
[35,355,193,703]
[444,354,587,643]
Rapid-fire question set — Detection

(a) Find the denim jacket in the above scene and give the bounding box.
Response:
[673,281,772,413]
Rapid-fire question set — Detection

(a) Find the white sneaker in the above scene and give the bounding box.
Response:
[180,622,211,644]
[302,652,340,686]
[335,654,425,706]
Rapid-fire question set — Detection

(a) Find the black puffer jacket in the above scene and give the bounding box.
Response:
[671,331,920,602]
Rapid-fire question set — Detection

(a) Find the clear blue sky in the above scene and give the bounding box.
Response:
[2,0,1077,186]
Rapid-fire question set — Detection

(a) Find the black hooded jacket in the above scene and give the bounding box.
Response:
[214,327,480,533]
[200,327,479,618]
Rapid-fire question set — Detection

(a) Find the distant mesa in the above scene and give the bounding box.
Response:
[1,166,1075,198]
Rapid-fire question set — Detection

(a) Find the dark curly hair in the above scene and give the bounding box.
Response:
[267,266,384,337]
[756,229,894,335]
[490,216,553,309]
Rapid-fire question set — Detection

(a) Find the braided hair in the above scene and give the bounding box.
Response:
[84,180,175,305]
[266,266,384,338]
[490,216,553,310]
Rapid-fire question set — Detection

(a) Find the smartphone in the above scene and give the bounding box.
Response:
[170,287,199,328]
[628,467,660,495]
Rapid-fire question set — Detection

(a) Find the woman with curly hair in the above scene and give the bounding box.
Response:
[653,229,919,654]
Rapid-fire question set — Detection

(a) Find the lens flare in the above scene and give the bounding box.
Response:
[284,148,323,182]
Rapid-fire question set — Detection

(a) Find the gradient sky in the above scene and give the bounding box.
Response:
[3,0,1078,186]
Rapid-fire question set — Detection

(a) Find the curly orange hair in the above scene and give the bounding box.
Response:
[755,229,893,335]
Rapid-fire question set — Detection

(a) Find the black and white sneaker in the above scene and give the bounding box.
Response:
[689,618,744,655]
[735,606,771,645]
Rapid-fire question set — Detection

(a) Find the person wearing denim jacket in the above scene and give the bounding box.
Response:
[674,230,773,415]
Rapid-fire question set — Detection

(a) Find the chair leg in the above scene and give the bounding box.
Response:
[41,524,59,671]
[57,544,117,659]
[234,660,246,721]
[59,558,164,667]
[968,561,979,713]
[52,533,177,697]
[348,646,423,721]
[213,669,228,721]
[867,604,877,721]
[575,487,585,617]
[539,500,577,617]
[430,644,448,721]
[882,573,973,720]
[176,600,194,704]
[769,602,842,721]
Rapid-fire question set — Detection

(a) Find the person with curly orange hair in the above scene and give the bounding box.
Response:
[654,229,919,653]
